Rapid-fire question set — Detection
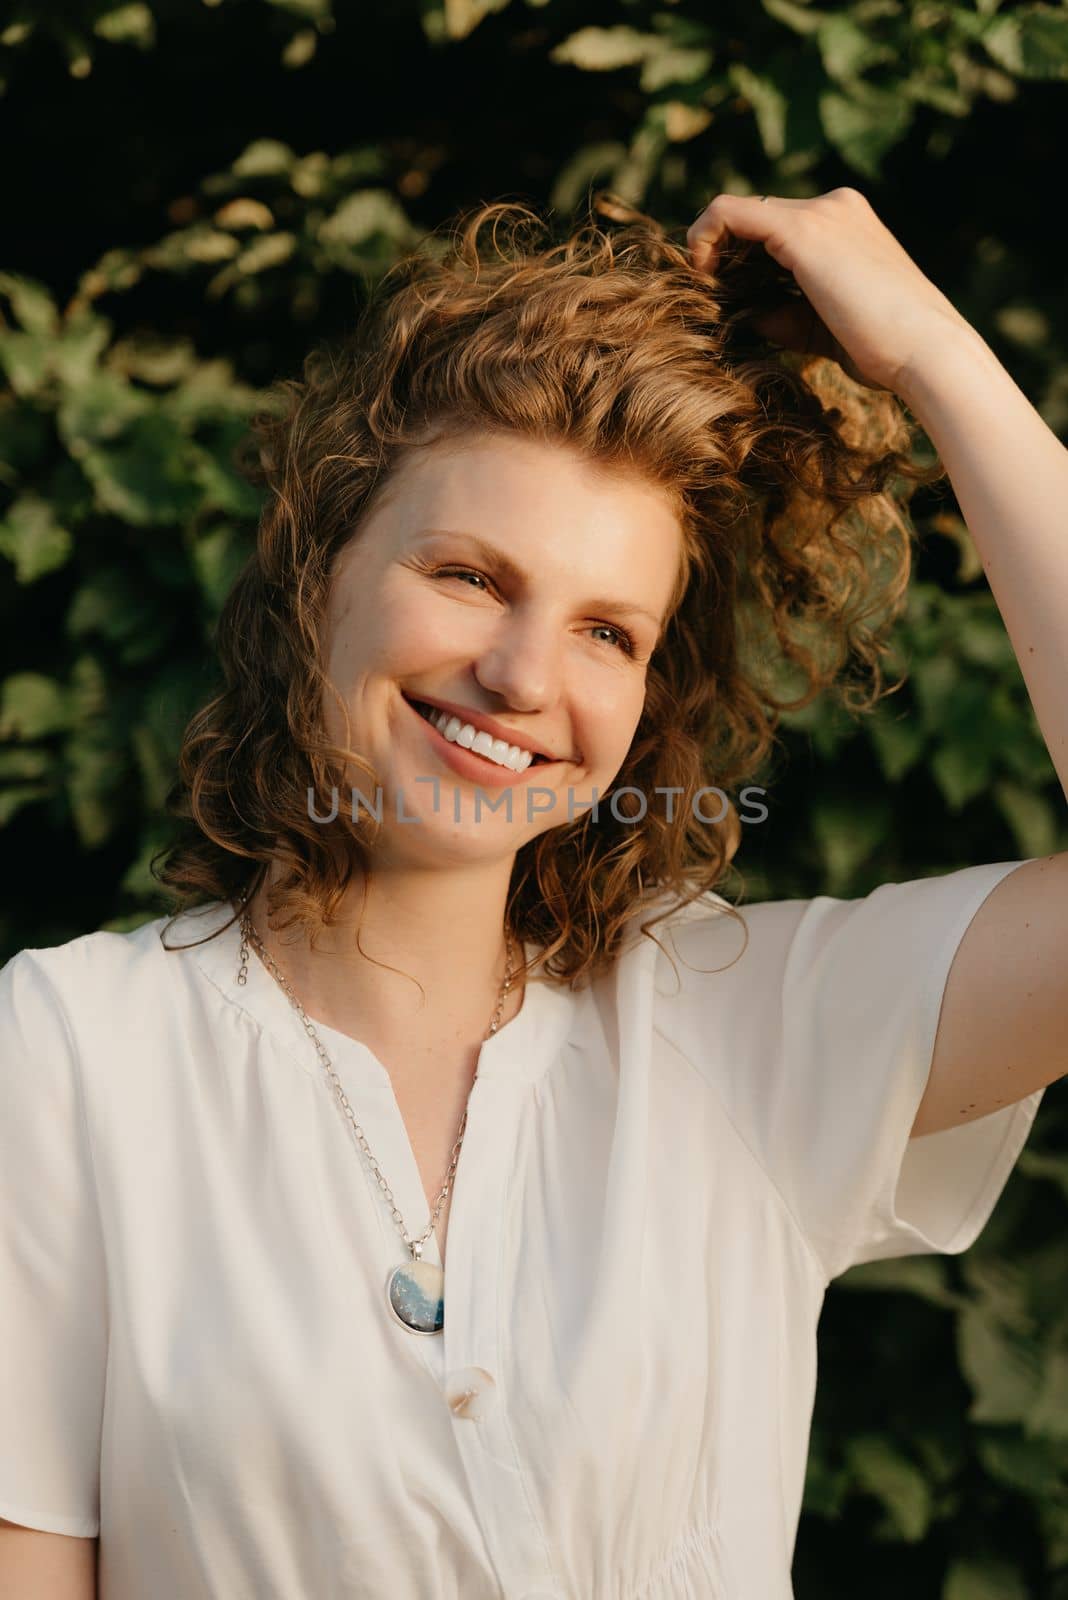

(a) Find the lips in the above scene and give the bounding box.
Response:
[402,693,558,763]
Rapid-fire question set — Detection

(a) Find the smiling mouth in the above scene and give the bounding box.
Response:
[406,697,554,766]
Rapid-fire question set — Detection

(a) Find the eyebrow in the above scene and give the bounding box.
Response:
[413,529,665,630]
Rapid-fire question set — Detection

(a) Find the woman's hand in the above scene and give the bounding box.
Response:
[688,187,971,399]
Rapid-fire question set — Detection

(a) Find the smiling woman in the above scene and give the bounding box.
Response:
[0,194,1055,1600]
[152,195,936,983]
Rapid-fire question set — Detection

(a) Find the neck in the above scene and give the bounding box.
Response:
[242,860,524,1051]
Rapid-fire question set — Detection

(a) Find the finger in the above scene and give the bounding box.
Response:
[688,193,807,274]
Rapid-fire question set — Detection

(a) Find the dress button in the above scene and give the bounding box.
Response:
[443,1365,496,1421]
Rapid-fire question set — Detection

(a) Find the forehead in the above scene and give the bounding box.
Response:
[370,430,683,549]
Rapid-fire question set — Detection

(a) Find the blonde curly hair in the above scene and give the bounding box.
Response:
[154,193,943,987]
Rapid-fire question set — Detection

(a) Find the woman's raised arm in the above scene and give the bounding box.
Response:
[0,1518,97,1599]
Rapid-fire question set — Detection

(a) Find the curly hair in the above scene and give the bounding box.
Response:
[153,192,944,988]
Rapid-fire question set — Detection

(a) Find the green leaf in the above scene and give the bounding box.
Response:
[0,271,59,335]
[79,413,204,526]
[235,232,298,275]
[903,74,972,117]
[1026,1348,1068,1440]
[282,28,317,69]
[550,141,629,214]
[650,100,714,143]
[130,720,174,811]
[325,148,388,187]
[0,747,52,780]
[639,44,713,93]
[955,610,1015,669]
[263,0,333,20]
[56,369,153,451]
[994,302,1052,349]
[727,63,788,160]
[69,652,108,721]
[108,335,198,387]
[610,118,669,208]
[189,442,263,519]
[551,26,656,72]
[817,16,898,81]
[961,1255,1036,1335]
[761,0,829,37]
[957,1306,1044,1424]
[63,724,132,848]
[52,310,113,388]
[67,567,176,664]
[0,673,73,739]
[317,190,417,248]
[0,783,51,826]
[189,524,252,611]
[163,360,261,427]
[931,741,992,811]
[943,1555,1030,1599]
[0,494,73,583]
[143,225,241,272]
[865,707,926,781]
[0,22,34,48]
[917,660,991,726]
[78,246,143,300]
[819,86,914,177]
[0,329,53,396]
[440,0,512,42]
[811,793,890,894]
[92,4,155,46]
[982,5,1068,80]
[993,779,1058,858]
[231,139,296,179]
[118,822,177,900]
[204,233,299,300]
[844,1435,933,1541]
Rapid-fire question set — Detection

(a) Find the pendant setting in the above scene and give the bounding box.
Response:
[386,1249,445,1335]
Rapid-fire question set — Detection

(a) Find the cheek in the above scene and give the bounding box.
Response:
[374,582,463,661]
[327,590,409,683]
[580,683,646,766]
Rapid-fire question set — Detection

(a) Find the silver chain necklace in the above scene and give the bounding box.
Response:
[235,896,517,1336]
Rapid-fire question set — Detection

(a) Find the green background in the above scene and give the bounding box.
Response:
[1,0,1067,1590]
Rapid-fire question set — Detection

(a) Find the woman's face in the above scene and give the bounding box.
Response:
[321,429,684,865]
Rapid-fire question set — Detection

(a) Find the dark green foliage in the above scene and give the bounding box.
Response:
[2,2,1066,1590]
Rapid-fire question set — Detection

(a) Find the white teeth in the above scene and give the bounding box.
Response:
[421,704,536,771]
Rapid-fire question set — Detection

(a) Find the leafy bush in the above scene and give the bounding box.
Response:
[2,1,1066,1591]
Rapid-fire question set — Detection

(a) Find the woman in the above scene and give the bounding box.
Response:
[1,190,1065,1598]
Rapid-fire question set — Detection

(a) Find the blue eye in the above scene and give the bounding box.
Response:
[432,568,636,656]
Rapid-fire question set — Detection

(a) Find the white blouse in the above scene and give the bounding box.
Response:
[0,860,1045,1599]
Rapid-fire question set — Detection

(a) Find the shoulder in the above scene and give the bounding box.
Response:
[1,900,235,1046]
[629,882,813,988]
[641,861,1031,1023]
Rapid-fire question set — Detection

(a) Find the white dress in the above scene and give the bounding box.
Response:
[0,860,1045,1599]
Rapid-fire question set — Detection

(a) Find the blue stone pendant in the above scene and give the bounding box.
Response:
[387,1255,445,1334]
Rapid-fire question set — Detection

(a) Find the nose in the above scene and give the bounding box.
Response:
[472,611,563,714]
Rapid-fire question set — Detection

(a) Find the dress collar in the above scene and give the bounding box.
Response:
[163,898,577,1085]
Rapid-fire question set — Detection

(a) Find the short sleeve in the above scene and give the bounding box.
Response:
[658,860,1046,1284]
[0,948,107,1536]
